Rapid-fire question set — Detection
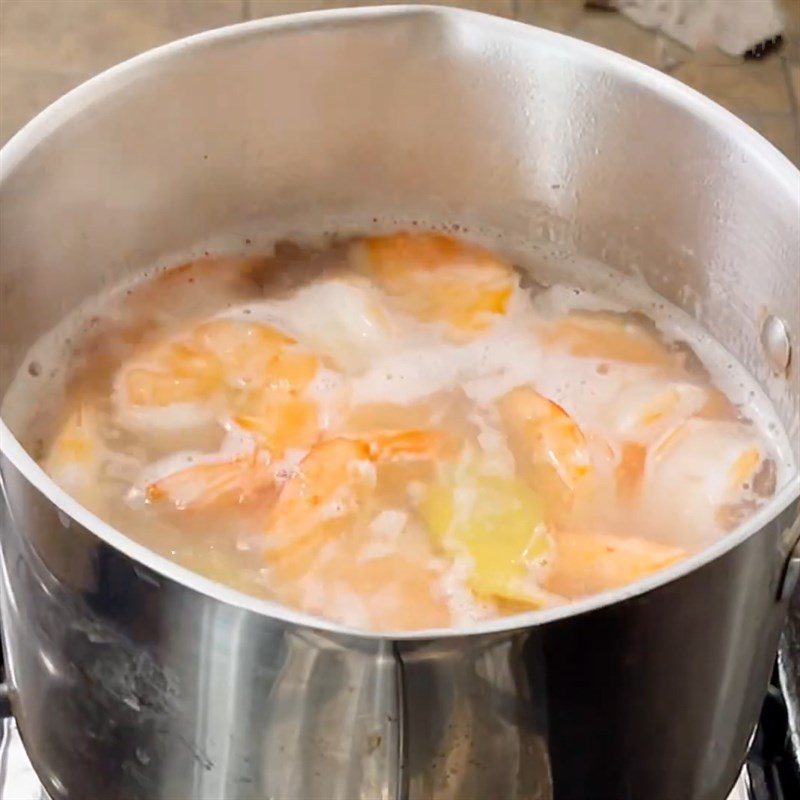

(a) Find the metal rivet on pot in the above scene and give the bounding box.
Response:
[760,314,792,373]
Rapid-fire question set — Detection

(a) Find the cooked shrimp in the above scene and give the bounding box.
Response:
[544,530,685,597]
[197,319,315,392]
[644,418,767,541]
[118,335,221,427]
[295,546,453,630]
[597,379,707,502]
[600,380,708,446]
[264,438,373,564]
[615,442,648,502]
[232,392,320,456]
[263,430,450,628]
[352,232,515,334]
[270,507,454,630]
[366,429,448,461]
[45,404,104,493]
[541,312,680,369]
[498,386,592,491]
[122,256,270,325]
[143,449,275,511]
[264,430,445,569]
[113,319,319,433]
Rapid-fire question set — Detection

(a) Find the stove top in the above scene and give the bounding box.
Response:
[744,676,800,800]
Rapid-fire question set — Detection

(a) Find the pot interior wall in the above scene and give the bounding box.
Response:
[1,8,798,455]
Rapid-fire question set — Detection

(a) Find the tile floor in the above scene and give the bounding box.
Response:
[1,0,798,164]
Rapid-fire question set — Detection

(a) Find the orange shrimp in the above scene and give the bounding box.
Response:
[232,392,321,456]
[264,438,373,561]
[615,442,648,502]
[498,386,592,492]
[544,530,685,598]
[122,336,222,409]
[194,319,312,392]
[122,257,270,324]
[541,312,679,369]
[45,403,105,493]
[352,232,515,334]
[366,429,448,461]
[144,450,275,511]
[264,430,445,571]
[117,320,313,406]
[115,319,321,442]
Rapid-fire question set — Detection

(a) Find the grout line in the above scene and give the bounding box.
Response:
[782,58,799,119]
[241,0,251,22]
[736,111,800,119]
[780,58,800,162]
[516,0,537,21]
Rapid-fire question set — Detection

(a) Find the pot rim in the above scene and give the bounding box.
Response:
[1,4,799,641]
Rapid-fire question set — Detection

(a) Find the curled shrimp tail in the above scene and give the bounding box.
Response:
[367,429,447,462]
[264,429,447,576]
[499,387,592,491]
[144,450,274,511]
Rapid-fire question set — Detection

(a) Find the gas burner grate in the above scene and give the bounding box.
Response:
[745,676,800,800]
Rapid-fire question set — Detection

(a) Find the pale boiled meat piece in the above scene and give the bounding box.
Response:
[643,418,767,544]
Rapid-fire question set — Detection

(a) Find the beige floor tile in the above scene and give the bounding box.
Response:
[787,60,800,106]
[676,46,745,68]
[671,57,793,115]
[0,0,243,144]
[568,11,688,69]
[515,0,585,33]
[775,0,798,61]
[781,0,800,35]
[3,0,796,163]
[1,0,242,76]
[0,62,82,145]
[742,113,800,165]
[248,0,514,19]
[782,35,800,63]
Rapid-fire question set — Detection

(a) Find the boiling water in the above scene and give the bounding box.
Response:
[2,233,794,631]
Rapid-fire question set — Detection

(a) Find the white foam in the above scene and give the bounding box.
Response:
[220,278,401,373]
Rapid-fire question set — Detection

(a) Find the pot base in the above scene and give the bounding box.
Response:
[0,717,770,800]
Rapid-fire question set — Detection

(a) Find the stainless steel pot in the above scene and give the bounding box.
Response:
[0,6,798,800]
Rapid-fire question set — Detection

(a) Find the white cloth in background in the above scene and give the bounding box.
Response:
[615,0,785,56]
[0,718,41,800]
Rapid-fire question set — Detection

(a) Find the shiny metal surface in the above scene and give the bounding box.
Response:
[780,531,800,602]
[3,704,759,800]
[0,6,798,800]
[761,315,793,375]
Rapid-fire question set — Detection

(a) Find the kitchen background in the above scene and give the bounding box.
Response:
[1,0,799,166]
